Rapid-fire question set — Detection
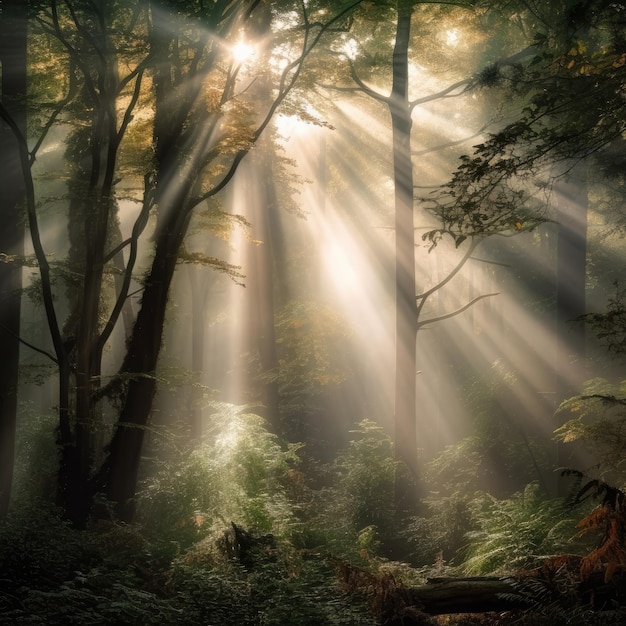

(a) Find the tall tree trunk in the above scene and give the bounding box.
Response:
[243,146,281,431]
[58,1,122,526]
[554,173,588,486]
[105,222,187,521]
[187,265,211,440]
[390,0,418,490]
[0,0,27,518]
[555,175,588,384]
[243,3,282,433]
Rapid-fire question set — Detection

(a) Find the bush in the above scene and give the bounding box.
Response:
[136,404,302,557]
[462,483,586,575]
[0,503,88,593]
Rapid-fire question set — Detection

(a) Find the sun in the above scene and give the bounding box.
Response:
[231,39,256,64]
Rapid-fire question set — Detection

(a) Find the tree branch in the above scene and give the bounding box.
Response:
[417,292,499,328]
[189,0,365,209]
[0,323,58,364]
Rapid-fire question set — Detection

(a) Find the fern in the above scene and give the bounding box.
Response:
[563,473,626,583]
[463,483,583,575]
[555,380,626,484]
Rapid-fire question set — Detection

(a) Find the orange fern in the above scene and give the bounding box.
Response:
[577,501,626,582]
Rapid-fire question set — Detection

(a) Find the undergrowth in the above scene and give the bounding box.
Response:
[2,410,624,625]
[462,482,592,575]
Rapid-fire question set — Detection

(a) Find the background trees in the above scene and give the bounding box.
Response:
[0,0,27,517]
[2,0,626,622]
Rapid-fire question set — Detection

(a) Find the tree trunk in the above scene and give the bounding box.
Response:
[187,265,211,440]
[390,0,419,499]
[239,140,281,432]
[57,1,123,526]
[0,0,27,518]
[555,174,588,383]
[105,225,185,521]
[402,577,531,615]
[554,173,588,489]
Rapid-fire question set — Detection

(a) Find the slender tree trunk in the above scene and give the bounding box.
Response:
[248,4,280,432]
[188,265,212,439]
[554,173,588,488]
[105,223,187,521]
[390,0,418,488]
[0,0,27,517]
[555,174,588,383]
[244,146,281,431]
[58,2,122,525]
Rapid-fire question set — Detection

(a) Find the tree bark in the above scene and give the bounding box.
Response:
[401,577,531,615]
[340,564,626,622]
[0,0,27,518]
[55,0,130,526]
[554,173,588,491]
[241,151,281,430]
[105,224,185,521]
[390,0,419,500]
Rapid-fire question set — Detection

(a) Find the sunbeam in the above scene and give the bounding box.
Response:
[9,2,626,619]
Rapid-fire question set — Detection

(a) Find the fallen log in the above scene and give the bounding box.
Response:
[336,562,537,623]
[402,576,532,614]
[336,560,626,623]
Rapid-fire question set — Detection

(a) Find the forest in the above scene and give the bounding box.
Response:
[1,0,626,623]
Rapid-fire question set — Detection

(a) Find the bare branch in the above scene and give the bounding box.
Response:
[412,123,490,157]
[0,323,58,364]
[417,239,479,302]
[189,0,365,209]
[346,57,388,103]
[417,293,499,328]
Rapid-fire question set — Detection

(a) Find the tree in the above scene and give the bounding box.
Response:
[427,0,626,402]
[0,0,27,517]
[314,1,533,499]
[0,0,367,525]
[100,0,366,521]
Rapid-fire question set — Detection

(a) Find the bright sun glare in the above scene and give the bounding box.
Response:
[232,39,256,64]
[446,29,460,47]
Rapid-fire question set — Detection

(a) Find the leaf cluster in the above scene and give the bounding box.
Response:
[579,281,626,358]
[424,0,626,246]
[462,483,585,575]
[555,378,626,484]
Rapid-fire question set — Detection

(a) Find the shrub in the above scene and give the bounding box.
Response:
[462,483,586,575]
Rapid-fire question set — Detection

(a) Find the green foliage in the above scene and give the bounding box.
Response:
[333,420,396,535]
[0,502,182,624]
[462,483,584,575]
[273,299,354,431]
[425,436,483,493]
[170,556,375,626]
[0,504,88,594]
[426,362,553,496]
[4,573,182,626]
[0,487,375,625]
[299,420,398,560]
[555,378,626,484]
[11,407,58,503]
[276,300,352,390]
[137,404,302,557]
[403,492,474,568]
[579,281,626,358]
[423,0,626,248]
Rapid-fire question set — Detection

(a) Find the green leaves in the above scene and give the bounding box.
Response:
[463,483,582,575]
[579,281,626,357]
[555,378,626,484]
